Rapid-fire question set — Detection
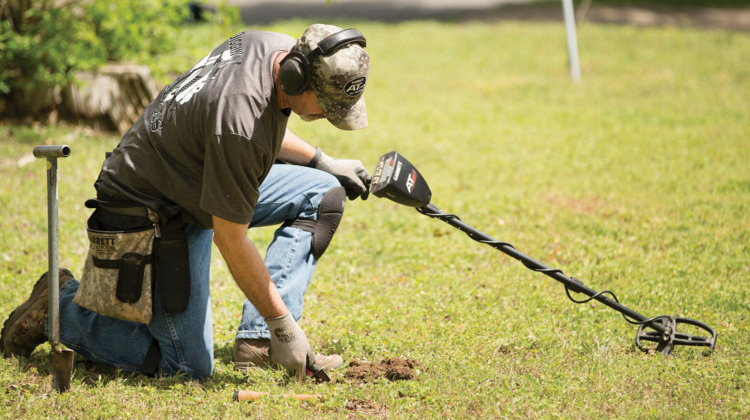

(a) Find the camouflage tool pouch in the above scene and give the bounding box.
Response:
[73,209,155,324]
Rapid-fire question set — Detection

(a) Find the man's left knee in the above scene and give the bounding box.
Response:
[283,186,346,259]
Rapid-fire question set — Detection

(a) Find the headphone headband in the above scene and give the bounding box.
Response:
[307,28,366,62]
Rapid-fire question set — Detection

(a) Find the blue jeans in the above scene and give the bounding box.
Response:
[55,164,340,379]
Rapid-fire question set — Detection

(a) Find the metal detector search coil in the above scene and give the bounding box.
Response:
[369,151,717,355]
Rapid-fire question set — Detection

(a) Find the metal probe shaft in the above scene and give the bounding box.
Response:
[33,145,73,392]
[33,146,70,345]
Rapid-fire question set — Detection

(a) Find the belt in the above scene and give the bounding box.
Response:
[99,204,149,218]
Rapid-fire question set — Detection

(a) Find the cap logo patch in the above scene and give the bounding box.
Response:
[343,76,367,97]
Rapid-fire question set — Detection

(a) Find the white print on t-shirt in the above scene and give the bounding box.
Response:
[150,33,244,132]
[176,49,233,106]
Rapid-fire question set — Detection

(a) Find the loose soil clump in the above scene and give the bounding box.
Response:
[345,358,420,383]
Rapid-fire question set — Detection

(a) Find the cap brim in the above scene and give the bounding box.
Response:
[318,94,368,131]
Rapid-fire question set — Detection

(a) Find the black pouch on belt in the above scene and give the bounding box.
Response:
[153,217,191,314]
[117,252,147,303]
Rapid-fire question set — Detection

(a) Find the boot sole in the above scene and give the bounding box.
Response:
[0,269,73,358]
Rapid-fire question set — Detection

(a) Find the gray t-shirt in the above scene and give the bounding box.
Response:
[96,31,294,229]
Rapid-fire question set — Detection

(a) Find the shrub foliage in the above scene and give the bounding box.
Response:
[0,0,189,98]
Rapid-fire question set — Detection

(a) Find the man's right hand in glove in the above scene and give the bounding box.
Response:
[212,215,316,382]
[265,312,315,382]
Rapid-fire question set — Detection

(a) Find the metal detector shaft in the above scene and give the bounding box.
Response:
[418,203,669,334]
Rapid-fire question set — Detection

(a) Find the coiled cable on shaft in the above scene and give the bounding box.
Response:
[416,205,667,327]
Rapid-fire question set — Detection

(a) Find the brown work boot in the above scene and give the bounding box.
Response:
[232,338,344,373]
[1,269,75,358]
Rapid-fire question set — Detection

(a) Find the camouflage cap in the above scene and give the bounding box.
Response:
[294,24,369,130]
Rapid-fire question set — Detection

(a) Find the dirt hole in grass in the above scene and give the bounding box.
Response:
[344,358,420,383]
[345,398,387,417]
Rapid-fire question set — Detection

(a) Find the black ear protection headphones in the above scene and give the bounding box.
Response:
[278,28,366,96]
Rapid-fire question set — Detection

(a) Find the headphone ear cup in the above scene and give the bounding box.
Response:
[279,53,310,96]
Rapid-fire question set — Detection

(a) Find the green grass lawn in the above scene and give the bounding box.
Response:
[1,18,749,419]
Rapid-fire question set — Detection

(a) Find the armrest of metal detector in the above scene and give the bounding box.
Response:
[635,316,717,355]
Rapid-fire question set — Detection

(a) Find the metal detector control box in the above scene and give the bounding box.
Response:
[369,151,431,208]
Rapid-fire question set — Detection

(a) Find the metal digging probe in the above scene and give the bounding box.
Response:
[369,151,717,355]
[33,145,75,392]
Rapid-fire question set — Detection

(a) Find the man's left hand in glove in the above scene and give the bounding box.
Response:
[309,147,371,200]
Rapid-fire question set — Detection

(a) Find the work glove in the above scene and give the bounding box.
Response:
[265,312,315,382]
[312,148,371,200]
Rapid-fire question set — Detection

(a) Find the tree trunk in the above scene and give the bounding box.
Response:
[61,64,161,133]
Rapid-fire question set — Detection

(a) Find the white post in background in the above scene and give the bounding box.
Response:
[561,0,581,81]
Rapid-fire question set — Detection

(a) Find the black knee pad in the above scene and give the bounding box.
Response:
[282,186,346,260]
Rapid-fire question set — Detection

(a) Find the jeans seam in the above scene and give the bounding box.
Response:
[274,226,301,292]
[163,312,186,370]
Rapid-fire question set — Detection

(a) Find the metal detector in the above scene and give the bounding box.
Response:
[369,151,717,355]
